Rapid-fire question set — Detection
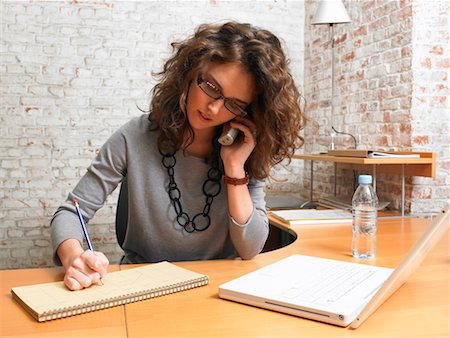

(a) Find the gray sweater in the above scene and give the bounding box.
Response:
[51,114,269,264]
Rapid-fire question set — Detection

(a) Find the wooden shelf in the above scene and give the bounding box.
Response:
[294,152,436,178]
[293,152,436,216]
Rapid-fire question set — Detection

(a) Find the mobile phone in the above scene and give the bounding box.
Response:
[218,127,239,146]
[219,110,252,146]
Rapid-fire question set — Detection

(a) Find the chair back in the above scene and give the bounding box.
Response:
[115,176,128,248]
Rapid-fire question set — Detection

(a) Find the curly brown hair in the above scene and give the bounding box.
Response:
[150,21,305,180]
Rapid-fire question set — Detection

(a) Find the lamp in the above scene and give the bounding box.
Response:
[312,0,351,150]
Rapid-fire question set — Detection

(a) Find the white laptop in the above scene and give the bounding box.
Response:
[219,202,449,328]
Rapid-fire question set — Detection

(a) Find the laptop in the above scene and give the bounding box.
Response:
[219,202,449,328]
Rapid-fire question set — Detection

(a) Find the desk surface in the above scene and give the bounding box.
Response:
[1,218,449,337]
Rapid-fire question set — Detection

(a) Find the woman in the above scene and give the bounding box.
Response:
[51,21,305,290]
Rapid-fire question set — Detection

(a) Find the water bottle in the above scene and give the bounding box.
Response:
[352,175,378,259]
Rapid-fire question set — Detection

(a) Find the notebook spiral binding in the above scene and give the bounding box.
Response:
[39,277,209,322]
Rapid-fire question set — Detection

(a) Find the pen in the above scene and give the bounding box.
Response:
[73,199,103,285]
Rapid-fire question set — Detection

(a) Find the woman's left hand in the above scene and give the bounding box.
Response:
[220,116,257,177]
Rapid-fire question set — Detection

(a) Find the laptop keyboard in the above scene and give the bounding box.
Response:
[279,262,378,306]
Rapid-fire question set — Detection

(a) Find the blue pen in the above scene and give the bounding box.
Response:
[73,199,103,285]
[73,199,93,251]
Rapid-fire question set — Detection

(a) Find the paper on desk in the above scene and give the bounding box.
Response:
[271,209,352,225]
[367,151,420,158]
[328,149,420,158]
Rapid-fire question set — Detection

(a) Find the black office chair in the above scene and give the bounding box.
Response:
[115,176,128,249]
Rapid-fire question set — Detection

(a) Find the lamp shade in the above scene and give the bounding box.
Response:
[312,0,351,25]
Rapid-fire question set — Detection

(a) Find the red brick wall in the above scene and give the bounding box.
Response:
[302,0,449,214]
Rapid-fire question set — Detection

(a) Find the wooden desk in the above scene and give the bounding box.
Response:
[295,152,436,215]
[1,218,448,337]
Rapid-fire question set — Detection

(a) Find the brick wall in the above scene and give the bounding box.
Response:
[303,0,449,214]
[410,0,450,215]
[0,1,305,269]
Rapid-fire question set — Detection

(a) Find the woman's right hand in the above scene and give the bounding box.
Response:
[57,239,109,291]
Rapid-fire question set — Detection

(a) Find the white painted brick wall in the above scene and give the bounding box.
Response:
[0,0,305,269]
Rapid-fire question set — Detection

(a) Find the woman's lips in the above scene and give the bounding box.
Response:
[198,110,212,122]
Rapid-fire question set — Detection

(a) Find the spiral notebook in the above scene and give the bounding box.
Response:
[11,261,208,322]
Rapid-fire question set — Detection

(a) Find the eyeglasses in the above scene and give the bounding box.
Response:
[197,73,248,117]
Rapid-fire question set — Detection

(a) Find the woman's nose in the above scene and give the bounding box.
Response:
[207,98,225,115]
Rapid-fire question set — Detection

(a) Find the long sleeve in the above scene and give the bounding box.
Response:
[50,122,128,264]
[228,179,269,259]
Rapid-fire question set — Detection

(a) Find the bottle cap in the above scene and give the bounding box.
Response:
[358,175,372,184]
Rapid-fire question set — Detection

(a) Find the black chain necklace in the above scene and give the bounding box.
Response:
[160,149,222,233]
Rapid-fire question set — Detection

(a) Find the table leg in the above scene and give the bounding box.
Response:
[401,165,405,216]
[334,163,337,196]
[310,160,314,201]
[372,165,377,192]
